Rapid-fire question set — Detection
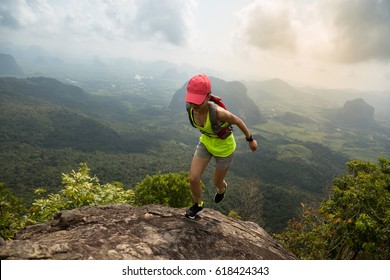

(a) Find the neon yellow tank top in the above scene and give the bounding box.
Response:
[190,107,236,157]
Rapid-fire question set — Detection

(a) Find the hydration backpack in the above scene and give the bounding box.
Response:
[186,95,233,139]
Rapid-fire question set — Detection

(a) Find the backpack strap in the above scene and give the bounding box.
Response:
[209,101,233,139]
[208,101,220,133]
[186,101,219,130]
[186,101,233,139]
[209,95,227,110]
[186,102,196,128]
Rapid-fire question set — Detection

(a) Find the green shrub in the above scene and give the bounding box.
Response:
[134,172,198,208]
[28,163,135,224]
[275,157,390,260]
[0,183,26,240]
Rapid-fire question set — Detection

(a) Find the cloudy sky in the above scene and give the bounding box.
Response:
[1,0,390,90]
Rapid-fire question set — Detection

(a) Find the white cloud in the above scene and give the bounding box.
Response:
[0,0,38,28]
[235,1,298,54]
[0,0,196,45]
[234,0,390,64]
[321,0,390,63]
[1,0,389,90]
[132,0,195,45]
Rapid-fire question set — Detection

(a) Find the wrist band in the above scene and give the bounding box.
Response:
[246,134,254,142]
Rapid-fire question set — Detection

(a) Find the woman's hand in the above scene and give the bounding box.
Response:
[249,139,258,152]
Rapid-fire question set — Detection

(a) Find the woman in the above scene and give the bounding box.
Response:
[185,74,258,219]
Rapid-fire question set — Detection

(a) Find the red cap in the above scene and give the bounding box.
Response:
[185,74,211,105]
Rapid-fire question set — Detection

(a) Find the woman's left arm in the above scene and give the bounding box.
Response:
[217,107,258,152]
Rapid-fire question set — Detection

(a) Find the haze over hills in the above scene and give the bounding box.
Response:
[242,78,390,159]
[243,78,335,115]
[2,42,389,118]
[334,98,375,128]
[243,78,390,122]
[1,48,389,161]
[0,53,24,76]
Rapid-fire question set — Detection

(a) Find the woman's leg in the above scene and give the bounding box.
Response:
[213,153,234,202]
[214,167,229,194]
[189,155,211,204]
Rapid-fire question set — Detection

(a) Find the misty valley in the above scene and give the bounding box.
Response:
[1,51,390,234]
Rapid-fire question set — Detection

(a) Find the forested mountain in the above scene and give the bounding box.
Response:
[244,78,390,161]
[0,77,132,121]
[0,77,187,205]
[0,77,158,152]
[334,98,375,128]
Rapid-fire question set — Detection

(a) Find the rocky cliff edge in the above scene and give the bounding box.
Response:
[0,204,296,260]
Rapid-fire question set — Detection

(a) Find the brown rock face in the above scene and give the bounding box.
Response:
[0,204,296,260]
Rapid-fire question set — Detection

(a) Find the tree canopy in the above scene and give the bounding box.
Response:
[0,183,26,239]
[275,157,390,259]
[134,172,197,208]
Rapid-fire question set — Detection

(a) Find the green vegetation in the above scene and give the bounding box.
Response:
[0,183,26,239]
[134,172,196,208]
[257,118,389,162]
[275,157,390,260]
[3,157,388,260]
[0,164,195,239]
[28,163,135,224]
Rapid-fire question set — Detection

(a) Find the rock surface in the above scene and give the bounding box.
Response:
[0,204,296,260]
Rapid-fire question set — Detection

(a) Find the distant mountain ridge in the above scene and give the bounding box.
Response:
[278,111,315,125]
[336,98,376,128]
[0,77,152,153]
[0,77,131,121]
[0,54,24,76]
[243,78,334,116]
[169,76,266,125]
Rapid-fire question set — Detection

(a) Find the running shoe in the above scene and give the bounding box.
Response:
[185,202,203,219]
[214,182,227,203]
